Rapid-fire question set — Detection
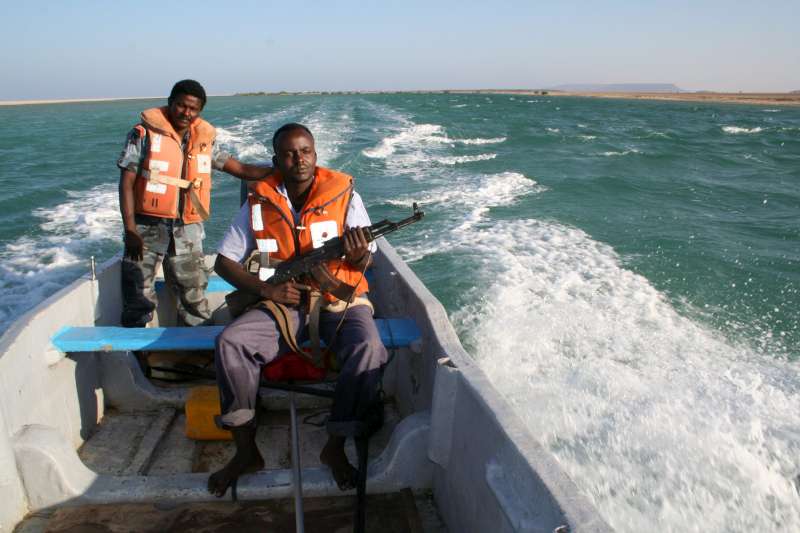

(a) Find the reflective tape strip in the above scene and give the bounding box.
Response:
[251,204,264,231]
[256,239,278,253]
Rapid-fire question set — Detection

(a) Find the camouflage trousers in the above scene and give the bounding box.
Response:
[121,221,211,327]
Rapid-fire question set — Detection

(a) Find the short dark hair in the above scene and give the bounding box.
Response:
[168,79,207,108]
[272,123,313,152]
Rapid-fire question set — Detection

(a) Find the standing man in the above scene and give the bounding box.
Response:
[207,123,387,497]
[118,79,271,327]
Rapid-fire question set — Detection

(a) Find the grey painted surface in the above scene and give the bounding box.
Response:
[0,407,26,533]
[0,258,113,532]
[13,413,431,510]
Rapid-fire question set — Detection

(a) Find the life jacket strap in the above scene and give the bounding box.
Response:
[141,169,193,189]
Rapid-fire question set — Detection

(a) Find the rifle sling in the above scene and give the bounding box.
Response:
[262,300,321,366]
[307,290,324,367]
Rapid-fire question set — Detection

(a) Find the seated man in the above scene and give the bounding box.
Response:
[208,123,388,497]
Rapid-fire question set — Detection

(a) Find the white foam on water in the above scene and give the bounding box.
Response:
[743,153,768,164]
[599,148,641,157]
[546,127,561,133]
[763,109,781,113]
[445,218,800,533]
[579,135,597,141]
[391,172,545,262]
[722,126,764,134]
[0,185,122,333]
[362,124,445,159]
[452,104,468,108]
[362,123,506,159]
[215,104,312,162]
[216,125,269,160]
[458,136,506,145]
[388,171,543,211]
[300,106,355,165]
[434,153,497,165]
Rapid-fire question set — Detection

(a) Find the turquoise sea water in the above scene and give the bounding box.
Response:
[1,94,798,531]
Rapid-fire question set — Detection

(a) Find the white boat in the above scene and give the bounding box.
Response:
[0,239,611,532]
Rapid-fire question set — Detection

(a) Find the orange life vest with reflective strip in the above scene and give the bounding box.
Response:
[248,167,369,303]
[133,107,215,223]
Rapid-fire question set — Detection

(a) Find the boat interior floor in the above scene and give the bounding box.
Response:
[16,491,446,533]
[79,398,401,477]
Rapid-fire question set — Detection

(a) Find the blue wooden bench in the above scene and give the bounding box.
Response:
[51,318,421,353]
[155,272,376,294]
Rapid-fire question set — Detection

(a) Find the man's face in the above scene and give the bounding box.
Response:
[166,93,203,131]
[273,129,317,184]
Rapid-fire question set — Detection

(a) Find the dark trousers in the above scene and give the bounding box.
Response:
[214,304,388,436]
[120,221,210,327]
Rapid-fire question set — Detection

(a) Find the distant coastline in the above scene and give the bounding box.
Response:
[550,90,800,106]
[2,90,799,107]
[234,89,800,107]
[0,96,162,107]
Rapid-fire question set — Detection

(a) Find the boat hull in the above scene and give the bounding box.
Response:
[0,240,611,532]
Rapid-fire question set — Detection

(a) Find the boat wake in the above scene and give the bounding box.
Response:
[446,218,800,533]
[0,185,121,334]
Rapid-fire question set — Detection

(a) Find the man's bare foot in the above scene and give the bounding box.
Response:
[208,426,265,498]
[320,436,358,491]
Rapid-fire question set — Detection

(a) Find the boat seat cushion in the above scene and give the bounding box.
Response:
[51,318,420,353]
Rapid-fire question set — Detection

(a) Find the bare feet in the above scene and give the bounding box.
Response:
[320,436,358,491]
[208,426,265,499]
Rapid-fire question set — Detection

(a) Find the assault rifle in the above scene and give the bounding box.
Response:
[267,202,424,285]
[225,203,424,316]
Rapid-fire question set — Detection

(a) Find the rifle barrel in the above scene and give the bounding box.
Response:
[267,205,424,284]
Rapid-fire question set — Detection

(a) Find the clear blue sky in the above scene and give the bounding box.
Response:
[2,0,798,99]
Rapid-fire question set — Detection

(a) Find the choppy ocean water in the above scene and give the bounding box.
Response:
[0,94,798,531]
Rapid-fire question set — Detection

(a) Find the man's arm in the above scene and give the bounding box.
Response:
[220,158,274,181]
[214,254,304,306]
[342,191,375,269]
[118,169,144,261]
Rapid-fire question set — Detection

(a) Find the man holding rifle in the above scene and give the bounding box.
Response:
[208,123,387,497]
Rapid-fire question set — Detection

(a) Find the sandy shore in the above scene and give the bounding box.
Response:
[0,96,164,107]
[448,89,800,107]
[556,91,800,106]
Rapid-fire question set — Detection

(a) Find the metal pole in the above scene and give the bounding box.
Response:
[354,437,368,533]
[240,181,248,207]
[289,392,305,533]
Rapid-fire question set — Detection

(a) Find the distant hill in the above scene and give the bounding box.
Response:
[550,83,683,93]
[791,90,800,94]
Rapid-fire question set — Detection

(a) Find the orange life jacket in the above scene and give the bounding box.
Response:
[133,107,215,223]
[248,167,369,302]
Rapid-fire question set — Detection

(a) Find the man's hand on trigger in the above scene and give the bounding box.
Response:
[261,280,306,306]
[343,226,370,266]
[124,229,144,261]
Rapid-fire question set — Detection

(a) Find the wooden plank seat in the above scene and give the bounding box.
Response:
[51,318,421,353]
